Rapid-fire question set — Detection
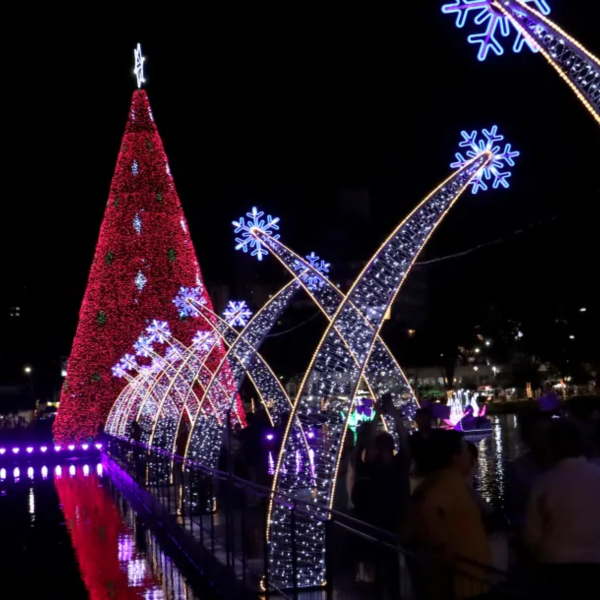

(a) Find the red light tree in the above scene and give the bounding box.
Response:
[55,89,240,443]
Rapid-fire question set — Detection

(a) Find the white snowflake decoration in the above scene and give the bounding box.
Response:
[293,252,331,292]
[172,285,206,318]
[450,125,520,194]
[133,214,142,235]
[135,270,147,291]
[145,320,171,344]
[192,331,216,352]
[120,354,138,371]
[180,218,187,233]
[112,363,128,378]
[233,206,280,261]
[133,335,154,358]
[132,160,139,175]
[223,301,253,327]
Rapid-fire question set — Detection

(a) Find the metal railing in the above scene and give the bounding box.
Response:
[105,435,560,600]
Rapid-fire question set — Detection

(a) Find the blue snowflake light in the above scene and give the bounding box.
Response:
[172,285,206,318]
[441,0,551,61]
[192,330,216,351]
[145,320,171,344]
[223,301,253,327]
[119,354,138,371]
[293,252,331,292]
[233,206,280,261]
[450,125,520,194]
[111,363,128,378]
[133,335,154,358]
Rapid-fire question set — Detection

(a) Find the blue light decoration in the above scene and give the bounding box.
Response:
[441,0,551,61]
[145,320,171,344]
[222,301,253,327]
[111,363,128,378]
[232,206,280,261]
[133,334,154,358]
[293,252,331,291]
[450,125,520,193]
[119,354,138,371]
[172,285,206,317]
[192,330,217,351]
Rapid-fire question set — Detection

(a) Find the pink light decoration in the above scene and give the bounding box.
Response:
[14,467,20,478]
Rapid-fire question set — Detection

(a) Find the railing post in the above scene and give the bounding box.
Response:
[262,495,270,596]
[291,503,299,598]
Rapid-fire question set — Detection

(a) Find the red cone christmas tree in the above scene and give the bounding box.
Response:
[55,88,239,443]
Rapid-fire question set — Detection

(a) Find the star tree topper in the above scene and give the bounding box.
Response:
[133,43,146,88]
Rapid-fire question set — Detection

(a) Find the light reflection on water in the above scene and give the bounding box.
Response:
[55,464,200,599]
[0,463,201,599]
[472,414,526,509]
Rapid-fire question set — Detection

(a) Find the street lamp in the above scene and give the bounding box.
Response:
[24,366,32,375]
[579,307,587,313]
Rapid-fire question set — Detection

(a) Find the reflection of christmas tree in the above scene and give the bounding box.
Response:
[55,89,241,442]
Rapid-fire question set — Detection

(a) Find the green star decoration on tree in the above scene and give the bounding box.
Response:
[105,251,114,266]
[97,311,107,326]
[168,248,176,263]
[156,192,163,205]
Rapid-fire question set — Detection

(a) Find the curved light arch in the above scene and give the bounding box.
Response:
[249,234,419,431]
[183,301,310,471]
[494,0,599,124]
[267,152,494,588]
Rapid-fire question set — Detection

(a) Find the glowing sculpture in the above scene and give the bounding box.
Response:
[451,126,520,193]
[222,301,253,327]
[172,285,206,317]
[294,252,331,291]
[233,206,280,260]
[443,1,600,124]
[267,132,512,588]
[441,0,551,61]
[240,216,419,442]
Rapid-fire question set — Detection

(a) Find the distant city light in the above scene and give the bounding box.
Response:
[61,369,67,377]
[569,335,575,340]
[579,307,587,312]
[24,366,32,374]
[473,366,479,371]
[485,340,491,346]
[474,348,481,354]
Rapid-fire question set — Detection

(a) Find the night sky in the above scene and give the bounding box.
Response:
[1,3,599,389]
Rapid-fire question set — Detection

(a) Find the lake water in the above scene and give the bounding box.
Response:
[469,414,526,510]
[0,461,205,599]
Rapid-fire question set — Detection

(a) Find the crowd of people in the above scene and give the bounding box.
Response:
[345,401,600,599]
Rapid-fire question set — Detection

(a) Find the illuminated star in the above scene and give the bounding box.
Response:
[133,43,146,88]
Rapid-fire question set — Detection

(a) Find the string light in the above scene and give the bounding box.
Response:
[493,0,599,124]
[55,88,235,443]
[266,149,500,588]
